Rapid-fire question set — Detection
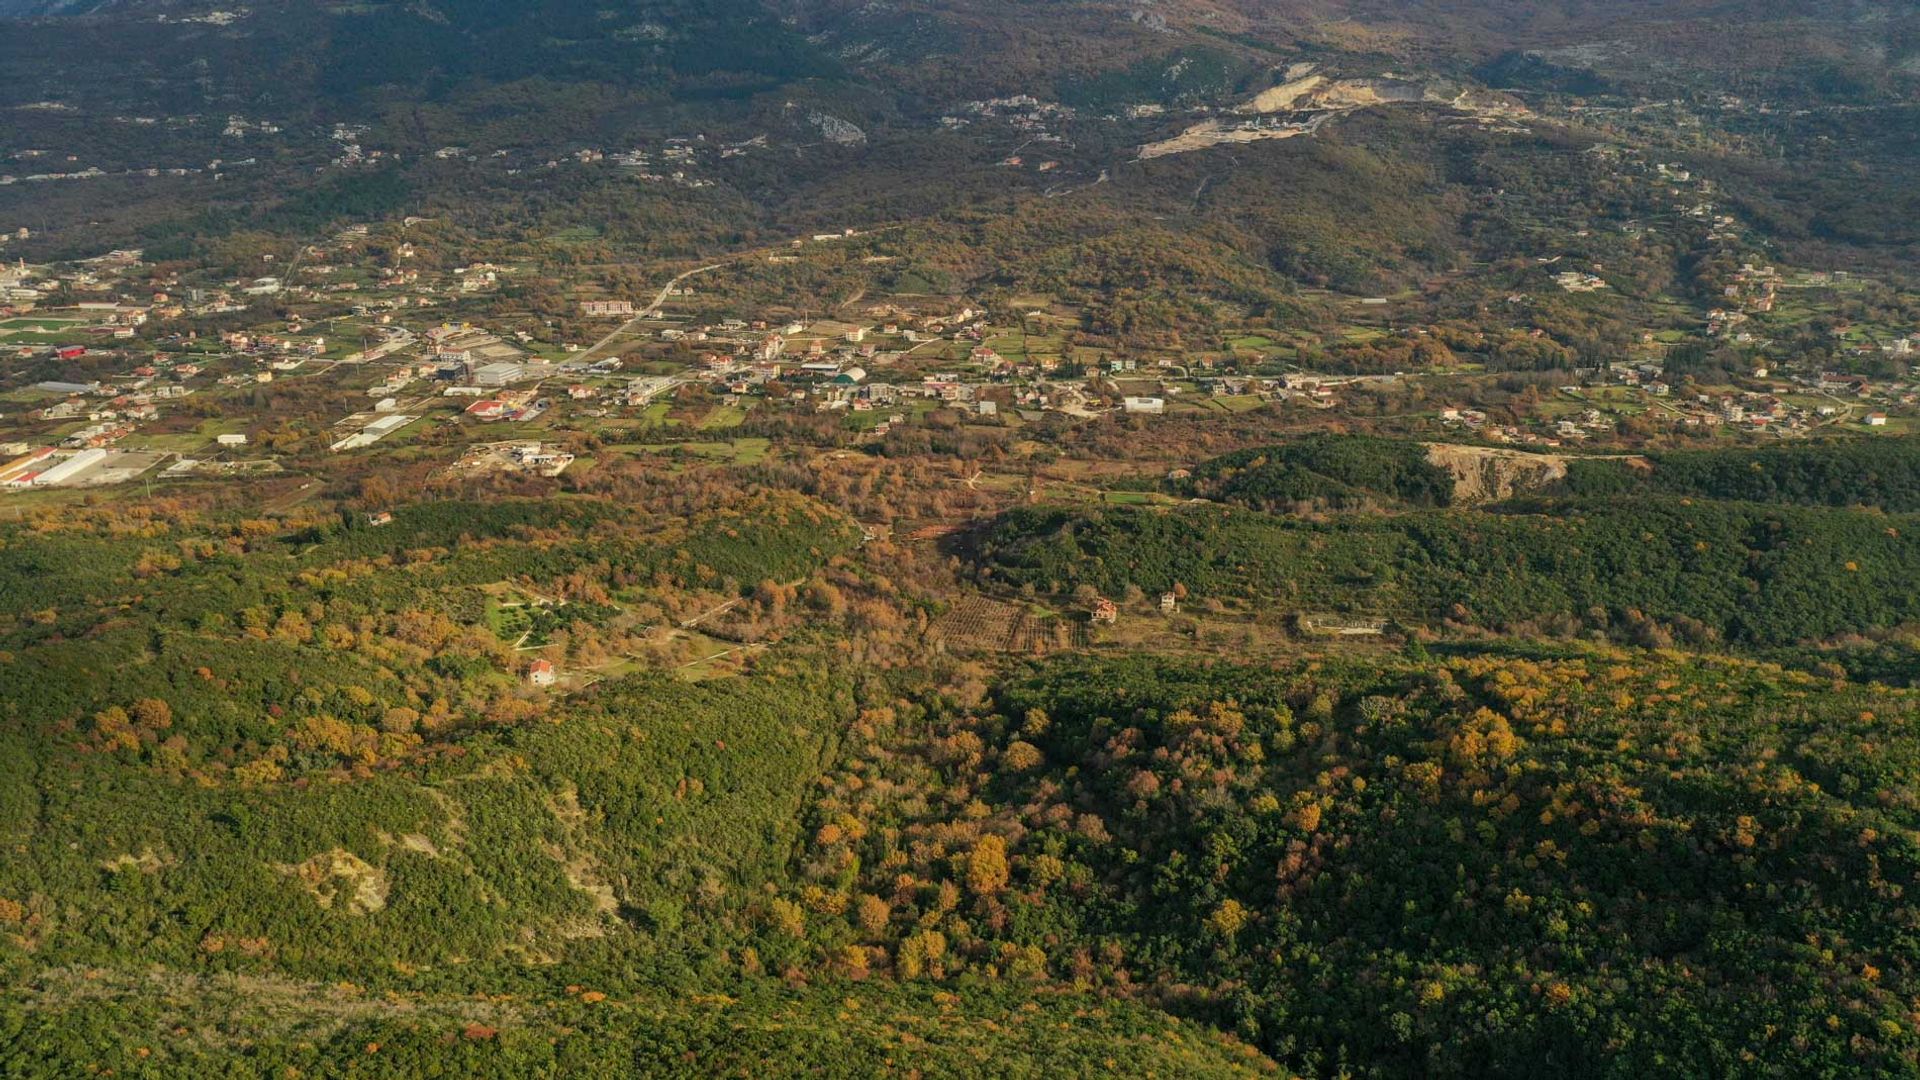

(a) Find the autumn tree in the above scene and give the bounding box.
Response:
[967,835,1011,897]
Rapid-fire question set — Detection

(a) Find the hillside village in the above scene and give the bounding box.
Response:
[2,220,1917,493]
[8,83,1919,492]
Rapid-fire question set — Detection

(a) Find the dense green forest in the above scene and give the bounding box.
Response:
[0,491,861,775]
[1185,435,1457,510]
[0,974,1269,1078]
[975,496,1920,645]
[0,666,1265,1076]
[0,485,1287,1075]
[13,605,1920,1074]
[1567,437,1920,512]
[741,649,1920,1076]
[6,423,1920,1077]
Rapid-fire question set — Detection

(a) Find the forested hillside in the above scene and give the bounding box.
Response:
[1,0,1918,1074]
[0,481,1289,1075]
[976,496,1920,646]
[744,649,1920,1076]
[13,582,1920,1075]
[1567,438,1920,511]
[1185,435,1457,510]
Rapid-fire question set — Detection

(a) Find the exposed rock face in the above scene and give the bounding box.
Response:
[809,110,868,146]
[1243,73,1529,116]
[1424,443,1580,503]
[100,847,171,874]
[277,849,389,915]
[1136,115,1323,159]
[1138,71,1530,159]
[1244,71,1329,112]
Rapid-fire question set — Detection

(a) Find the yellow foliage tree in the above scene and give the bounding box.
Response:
[1207,899,1250,938]
[1002,741,1044,772]
[766,898,807,939]
[854,894,891,936]
[967,835,1011,897]
[897,929,948,979]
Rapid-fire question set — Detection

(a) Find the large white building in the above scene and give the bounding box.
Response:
[33,448,107,486]
[473,362,524,386]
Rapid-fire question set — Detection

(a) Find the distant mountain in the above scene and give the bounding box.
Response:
[0,0,1913,267]
[5,0,1913,98]
[0,0,848,111]
[0,0,119,13]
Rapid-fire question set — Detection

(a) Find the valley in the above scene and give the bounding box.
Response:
[0,0,1918,1076]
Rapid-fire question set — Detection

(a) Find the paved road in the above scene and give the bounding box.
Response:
[576,263,723,364]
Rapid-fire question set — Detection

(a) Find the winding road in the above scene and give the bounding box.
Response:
[576,262,723,364]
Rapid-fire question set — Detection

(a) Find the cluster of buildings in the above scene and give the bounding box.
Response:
[1554,270,1609,293]
[27,354,199,444]
[461,391,547,423]
[0,446,112,488]
[0,435,165,489]
[1721,262,1780,315]
[442,441,575,478]
[329,412,420,452]
[1603,357,1917,434]
[1437,407,1608,448]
